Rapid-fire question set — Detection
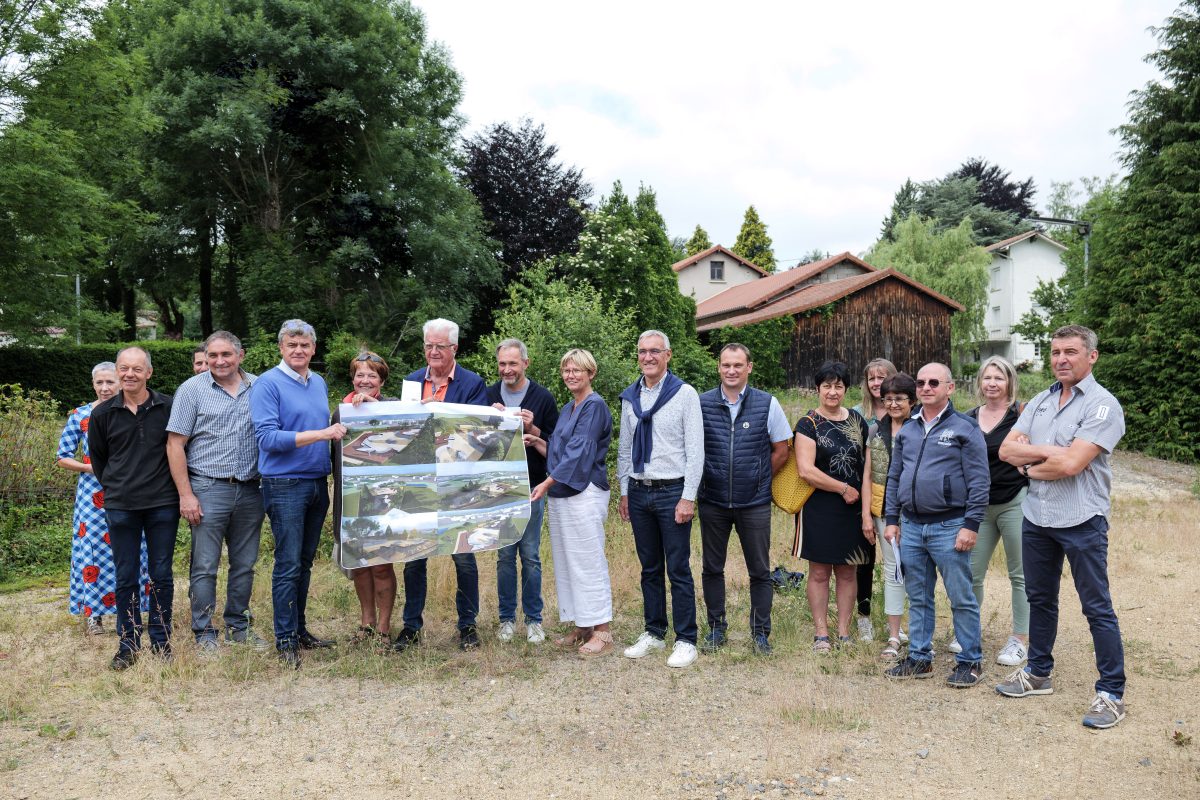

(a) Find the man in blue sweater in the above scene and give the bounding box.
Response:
[249,320,346,668]
[883,362,989,687]
[393,318,490,652]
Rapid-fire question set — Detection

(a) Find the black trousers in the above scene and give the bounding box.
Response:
[699,501,773,637]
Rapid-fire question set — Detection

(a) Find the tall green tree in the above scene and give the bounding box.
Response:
[684,224,712,255]
[880,161,1036,246]
[866,215,991,352]
[732,205,776,272]
[1083,1,1200,459]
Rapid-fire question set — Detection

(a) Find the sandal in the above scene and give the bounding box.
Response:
[879,637,901,662]
[350,625,379,645]
[577,630,614,657]
[812,635,832,654]
[838,635,853,649]
[554,627,591,647]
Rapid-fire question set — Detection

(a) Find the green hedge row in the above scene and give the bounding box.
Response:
[0,341,202,411]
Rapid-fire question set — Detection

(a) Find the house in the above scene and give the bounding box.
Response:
[695,252,962,387]
[672,245,771,304]
[977,230,1067,368]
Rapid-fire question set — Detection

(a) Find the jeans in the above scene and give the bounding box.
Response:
[628,482,697,644]
[699,501,772,637]
[188,477,265,641]
[261,477,328,649]
[970,488,1028,635]
[900,515,982,664]
[496,497,545,624]
[1023,515,1125,697]
[402,553,479,632]
[106,504,180,655]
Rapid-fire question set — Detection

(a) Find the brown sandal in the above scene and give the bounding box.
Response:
[577,630,613,657]
[554,627,590,647]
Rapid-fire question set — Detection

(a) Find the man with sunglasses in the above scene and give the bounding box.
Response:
[995,325,1127,729]
[883,363,989,688]
[393,318,489,652]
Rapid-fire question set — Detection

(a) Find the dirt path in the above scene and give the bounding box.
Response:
[1,453,1197,799]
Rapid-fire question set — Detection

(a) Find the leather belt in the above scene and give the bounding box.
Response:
[192,473,259,485]
[634,477,684,489]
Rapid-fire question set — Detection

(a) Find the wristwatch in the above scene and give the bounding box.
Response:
[1021,464,1031,478]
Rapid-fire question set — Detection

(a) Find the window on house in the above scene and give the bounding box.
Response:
[710,260,725,281]
[1033,341,1043,358]
[991,267,1001,291]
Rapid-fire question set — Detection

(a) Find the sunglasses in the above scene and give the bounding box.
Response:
[354,353,384,363]
[915,378,944,388]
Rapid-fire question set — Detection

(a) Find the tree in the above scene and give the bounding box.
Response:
[684,224,712,255]
[1009,277,1073,371]
[732,205,776,272]
[949,157,1036,220]
[0,0,91,117]
[1082,1,1200,460]
[866,215,991,352]
[880,178,919,242]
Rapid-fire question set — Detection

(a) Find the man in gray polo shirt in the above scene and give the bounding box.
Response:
[996,325,1127,729]
[167,331,267,654]
[618,329,704,668]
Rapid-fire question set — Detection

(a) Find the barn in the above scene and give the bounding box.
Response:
[694,252,962,387]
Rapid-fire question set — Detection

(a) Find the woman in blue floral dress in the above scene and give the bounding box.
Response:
[56,362,149,633]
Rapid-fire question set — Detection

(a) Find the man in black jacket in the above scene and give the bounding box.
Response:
[697,344,791,655]
[486,338,559,644]
[88,346,180,670]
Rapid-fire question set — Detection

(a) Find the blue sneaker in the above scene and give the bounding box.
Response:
[751,634,773,656]
[701,628,727,654]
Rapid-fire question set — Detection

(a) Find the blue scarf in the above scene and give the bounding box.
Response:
[619,370,684,473]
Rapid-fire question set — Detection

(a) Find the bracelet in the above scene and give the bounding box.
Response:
[840,484,849,496]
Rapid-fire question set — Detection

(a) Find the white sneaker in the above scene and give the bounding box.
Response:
[623,632,666,659]
[948,635,962,654]
[898,628,909,644]
[498,621,515,642]
[666,641,698,668]
[526,622,545,644]
[856,616,874,642]
[996,636,1028,666]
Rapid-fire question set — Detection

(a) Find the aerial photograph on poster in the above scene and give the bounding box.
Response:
[433,412,523,463]
[340,411,437,467]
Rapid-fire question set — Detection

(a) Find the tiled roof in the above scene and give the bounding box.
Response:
[695,251,877,320]
[670,244,771,277]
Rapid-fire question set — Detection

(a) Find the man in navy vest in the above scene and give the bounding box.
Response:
[392,318,490,652]
[697,343,792,655]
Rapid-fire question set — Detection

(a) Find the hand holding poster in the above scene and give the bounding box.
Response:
[336,401,532,568]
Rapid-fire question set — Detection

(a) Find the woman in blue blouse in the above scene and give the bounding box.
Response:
[527,349,615,656]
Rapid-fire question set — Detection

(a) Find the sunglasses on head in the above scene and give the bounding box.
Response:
[915,378,943,388]
[354,353,384,363]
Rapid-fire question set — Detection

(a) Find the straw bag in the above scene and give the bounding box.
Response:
[771,416,815,514]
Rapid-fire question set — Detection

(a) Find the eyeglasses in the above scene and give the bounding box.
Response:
[915,378,944,388]
[354,353,384,363]
[561,368,587,376]
[882,397,910,406]
[423,343,454,352]
[637,348,667,357]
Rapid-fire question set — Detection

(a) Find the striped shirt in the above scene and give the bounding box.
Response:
[167,370,260,481]
[617,380,704,501]
[1015,372,1124,528]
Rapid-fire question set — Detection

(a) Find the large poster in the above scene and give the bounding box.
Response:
[336,401,531,568]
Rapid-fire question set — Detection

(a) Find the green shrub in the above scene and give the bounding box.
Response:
[0,385,75,500]
[0,499,72,583]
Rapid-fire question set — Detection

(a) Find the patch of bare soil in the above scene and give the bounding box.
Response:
[1,453,1198,799]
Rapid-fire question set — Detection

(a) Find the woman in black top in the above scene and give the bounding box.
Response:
[965,355,1030,667]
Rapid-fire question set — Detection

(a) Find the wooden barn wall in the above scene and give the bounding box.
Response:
[783,281,953,388]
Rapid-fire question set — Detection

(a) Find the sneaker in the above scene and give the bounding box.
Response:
[391,627,420,653]
[996,636,1028,666]
[85,616,104,636]
[751,634,773,656]
[667,641,698,668]
[277,644,301,670]
[458,627,481,651]
[526,622,546,644]
[947,661,983,688]
[898,628,909,644]
[995,667,1054,697]
[110,650,137,671]
[1082,692,1126,729]
[497,621,515,643]
[623,632,666,659]
[224,629,271,652]
[947,635,962,654]
[196,638,219,658]
[700,628,727,654]
[856,615,874,642]
[884,657,934,680]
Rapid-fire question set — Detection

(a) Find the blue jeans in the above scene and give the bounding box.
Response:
[106,504,180,655]
[1023,515,1125,697]
[402,553,479,631]
[497,497,545,624]
[188,478,265,640]
[900,516,982,664]
[261,477,328,649]
[628,482,697,644]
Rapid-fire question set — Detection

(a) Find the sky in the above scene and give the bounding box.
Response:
[420,1,1179,267]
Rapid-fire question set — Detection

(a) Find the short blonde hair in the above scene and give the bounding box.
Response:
[560,348,597,376]
[975,355,1018,405]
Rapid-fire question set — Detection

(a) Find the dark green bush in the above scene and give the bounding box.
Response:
[0,499,73,582]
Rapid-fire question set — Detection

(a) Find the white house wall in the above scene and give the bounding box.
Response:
[984,237,1065,367]
[676,257,763,303]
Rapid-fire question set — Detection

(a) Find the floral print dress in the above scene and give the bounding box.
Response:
[794,408,872,565]
[57,403,150,617]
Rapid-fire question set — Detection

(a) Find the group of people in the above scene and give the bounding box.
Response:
[56,319,1128,728]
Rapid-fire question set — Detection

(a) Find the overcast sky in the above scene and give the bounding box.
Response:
[421,1,1178,266]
